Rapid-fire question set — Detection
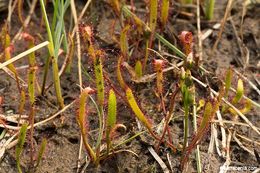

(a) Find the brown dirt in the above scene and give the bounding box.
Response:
[0,0,259,173]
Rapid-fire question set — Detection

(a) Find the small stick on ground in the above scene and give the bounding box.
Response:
[216,110,227,157]
[196,0,203,62]
[233,131,255,156]
[212,0,234,53]
[148,146,170,173]
[220,129,232,173]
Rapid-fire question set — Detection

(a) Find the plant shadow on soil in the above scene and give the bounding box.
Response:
[0,0,259,173]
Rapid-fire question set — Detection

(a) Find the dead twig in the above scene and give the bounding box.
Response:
[148,146,170,173]
[212,0,234,52]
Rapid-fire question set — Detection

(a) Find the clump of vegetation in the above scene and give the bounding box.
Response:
[0,0,258,172]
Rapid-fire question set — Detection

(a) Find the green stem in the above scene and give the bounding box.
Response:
[205,0,215,20]
[40,0,64,108]
[52,57,64,108]
[183,102,189,154]
[122,6,186,59]
[182,0,193,4]
[192,89,202,173]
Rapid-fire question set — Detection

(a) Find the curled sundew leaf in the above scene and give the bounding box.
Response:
[22,32,36,66]
[120,24,130,60]
[134,60,143,78]
[77,87,96,162]
[125,87,153,134]
[178,31,193,56]
[153,59,164,95]
[4,45,16,73]
[117,56,127,89]
[160,0,169,29]
[16,123,28,173]
[79,24,93,44]
[232,79,244,104]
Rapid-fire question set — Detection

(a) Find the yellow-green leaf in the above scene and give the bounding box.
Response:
[232,79,244,104]
[107,89,117,129]
[160,0,169,28]
[224,68,232,96]
[135,60,143,78]
[126,87,153,133]
[149,0,158,33]
[198,102,212,133]
[120,24,130,59]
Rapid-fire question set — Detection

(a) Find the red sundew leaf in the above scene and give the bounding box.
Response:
[153,59,165,71]
[178,31,193,55]
[179,31,193,44]
[0,96,3,105]
[21,32,35,43]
